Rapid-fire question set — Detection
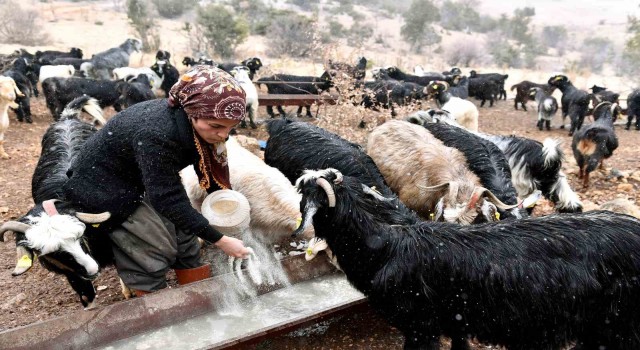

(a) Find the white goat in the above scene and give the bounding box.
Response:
[38,65,75,83]
[230,66,259,129]
[180,136,313,244]
[0,76,23,159]
[426,81,479,132]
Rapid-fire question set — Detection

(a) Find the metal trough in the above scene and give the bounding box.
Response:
[0,256,366,350]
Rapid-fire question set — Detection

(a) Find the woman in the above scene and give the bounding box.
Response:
[63,66,251,296]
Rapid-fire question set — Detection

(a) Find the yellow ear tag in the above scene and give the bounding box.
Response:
[92,224,100,228]
[429,213,435,221]
[495,212,501,221]
[17,255,33,268]
[306,248,313,256]
[295,217,302,229]
[433,85,438,90]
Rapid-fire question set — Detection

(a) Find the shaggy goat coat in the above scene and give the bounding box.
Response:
[295,169,640,350]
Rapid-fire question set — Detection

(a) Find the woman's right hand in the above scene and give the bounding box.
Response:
[214,235,251,258]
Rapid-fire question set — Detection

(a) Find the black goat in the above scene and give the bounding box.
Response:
[478,134,583,213]
[42,77,122,121]
[590,84,620,105]
[469,70,508,100]
[115,74,157,109]
[572,102,619,188]
[548,74,591,136]
[35,48,83,65]
[182,56,215,67]
[447,75,469,99]
[256,71,334,118]
[51,57,92,73]
[83,39,142,80]
[216,57,263,80]
[468,76,499,107]
[150,51,179,97]
[293,168,640,350]
[383,66,444,86]
[510,80,555,111]
[626,89,640,130]
[263,118,394,196]
[1,59,34,123]
[1,95,112,309]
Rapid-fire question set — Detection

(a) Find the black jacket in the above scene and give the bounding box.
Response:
[63,99,224,243]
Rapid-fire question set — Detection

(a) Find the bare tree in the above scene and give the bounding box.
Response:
[0,1,49,45]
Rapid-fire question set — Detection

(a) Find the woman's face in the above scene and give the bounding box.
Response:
[191,118,240,143]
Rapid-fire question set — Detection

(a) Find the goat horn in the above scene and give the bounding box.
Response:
[417,182,450,192]
[1,221,31,241]
[480,188,519,210]
[75,211,111,223]
[316,178,336,208]
[333,172,343,184]
[12,245,34,276]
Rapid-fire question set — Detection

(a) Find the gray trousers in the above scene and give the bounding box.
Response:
[109,201,203,292]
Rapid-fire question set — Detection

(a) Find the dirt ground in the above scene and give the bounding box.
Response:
[0,93,639,349]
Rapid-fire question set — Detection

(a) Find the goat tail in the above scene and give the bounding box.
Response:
[510,84,519,91]
[61,95,106,126]
[542,138,563,169]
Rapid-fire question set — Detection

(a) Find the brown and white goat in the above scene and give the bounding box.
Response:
[0,76,23,159]
[367,120,516,224]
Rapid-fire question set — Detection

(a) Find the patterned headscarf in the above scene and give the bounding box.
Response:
[168,65,246,191]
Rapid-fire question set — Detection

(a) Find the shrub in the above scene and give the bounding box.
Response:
[439,0,481,32]
[485,32,521,68]
[151,0,197,19]
[401,0,440,53]
[0,1,49,45]
[541,25,568,49]
[126,0,160,52]
[444,38,485,67]
[196,4,249,59]
[266,13,318,58]
[347,22,374,47]
[580,37,614,73]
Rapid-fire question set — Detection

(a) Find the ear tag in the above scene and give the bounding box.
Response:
[495,212,500,221]
[429,213,435,221]
[17,255,33,268]
[295,217,302,229]
[92,224,100,228]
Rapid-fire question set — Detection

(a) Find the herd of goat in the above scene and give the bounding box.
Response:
[1,41,640,350]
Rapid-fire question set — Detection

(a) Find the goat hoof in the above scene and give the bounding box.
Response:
[625,126,630,130]
[250,123,257,129]
[559,125,565,129]
[568,132,573,136]
[26,118,33,124]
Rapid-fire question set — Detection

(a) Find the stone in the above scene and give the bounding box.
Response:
[617,183,634,192]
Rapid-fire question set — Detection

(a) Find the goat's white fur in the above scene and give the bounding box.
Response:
[39,65,75,83]
[24,213,99,276]
[180,136,314,243]
[112,67,163,90]
[440,98,479,132]
[0,76,21,159]
[230,66,258,125]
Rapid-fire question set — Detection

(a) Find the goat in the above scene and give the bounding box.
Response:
[256,71,334,118]
[469,70,508,100]
[115,74,157,109]
[50,57,91,72]
[0,76,23,159]
[468,76,499,107]
[0,96,112,309]
[217,57,263,81]
[548,74,591,136]
[263,118,394,197]
[367,120,516,224]
[38,64,76,83]
[589,84,620,105]
[382,65,445,86]
[35,48,83,65]
[230,66,258,129]
[477,134,583,213]
[42,77,121,123]
[510,80,555,111]
[182,56,215,67]
[112,67,163,90]
[529,86,559,131]
[82,39,142,80]
[150,51,180,97]
[292,168,640,350]
[447,75,469,99]
[572,102,619,188]
[425,81,478,132]
[1,59,34,123]
[328,56,367,80]
[180,137,314,243]
[625,89,640,130]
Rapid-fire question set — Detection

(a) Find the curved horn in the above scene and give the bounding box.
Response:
[416,182,450,192]
[75,211,111,223]
[479,188,519,210]
[333,172,343,184]
[1,221,31,241]
[316,178,336,208]
[12,245,34,276]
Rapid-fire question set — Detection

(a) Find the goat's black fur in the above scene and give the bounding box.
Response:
[548,75,591,136]
[468,77,498,107]
[469,71,508,100]
[256,71,334,118]
[510,80,555,111]
[296,169,640,350]
[626,89,640,130]
[42,77,122,119]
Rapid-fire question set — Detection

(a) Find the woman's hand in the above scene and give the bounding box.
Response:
[214,235,251,258]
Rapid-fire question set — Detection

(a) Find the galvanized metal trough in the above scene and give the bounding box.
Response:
[0,256,367,350]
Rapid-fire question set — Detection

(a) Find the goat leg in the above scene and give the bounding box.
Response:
[0,141,9,159]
